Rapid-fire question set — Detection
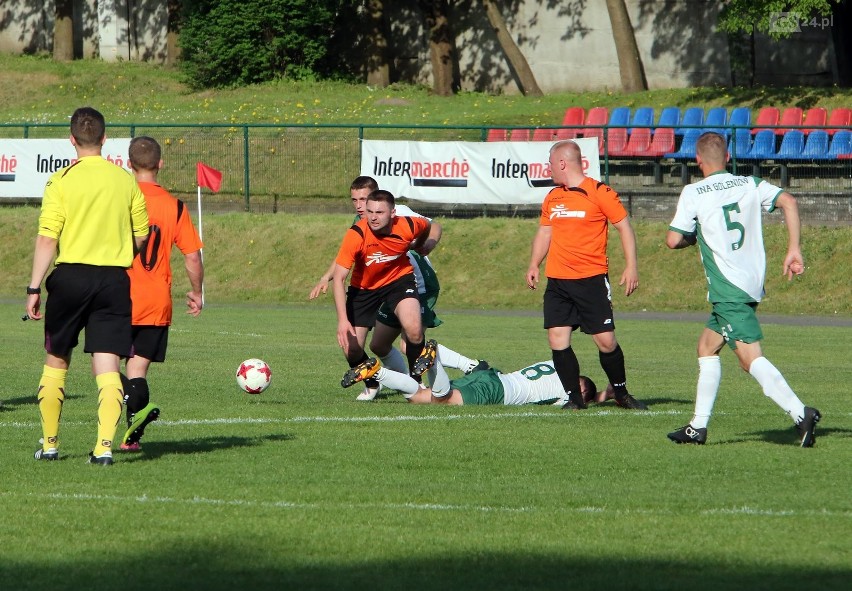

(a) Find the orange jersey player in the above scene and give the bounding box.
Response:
[120,136,204,452]
[330,189,435,385]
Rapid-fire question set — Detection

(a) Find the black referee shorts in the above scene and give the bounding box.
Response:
[543,274,615,334]
[44,264,132,357]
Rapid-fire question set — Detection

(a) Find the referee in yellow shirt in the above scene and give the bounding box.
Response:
[25,107,150,465]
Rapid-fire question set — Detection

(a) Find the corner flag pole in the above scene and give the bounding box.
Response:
[196,184,205,306]
[195,162,222,308]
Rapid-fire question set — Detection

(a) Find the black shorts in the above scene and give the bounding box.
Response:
[346,274,418,328]
[44,264,132,357]
[130,326,170,363]
[543,274,615,334]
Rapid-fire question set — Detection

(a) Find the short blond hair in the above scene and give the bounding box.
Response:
[696,132,728,165]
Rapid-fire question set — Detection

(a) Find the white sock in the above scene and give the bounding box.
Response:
[437,344,477,373]
[748,356,806,423]
[691,356,721,429]
[375,367,420,398]
[380,348,408,374]
[427,358,452,398]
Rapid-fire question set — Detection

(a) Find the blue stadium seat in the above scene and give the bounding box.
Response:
[629,106,654,133]
[609,106,631,129]
[657,106,680,129]
[801,131,830,160]
[728,129,752,159]
[775,130,805,160]
[704,107,727,134]
[741,130,777,160]
[676,107,704,136]
[827,130,852,158]
[665,128,702,159]
[728,107,751,134]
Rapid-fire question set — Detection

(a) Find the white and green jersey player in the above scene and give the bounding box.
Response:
[669,171,783,305]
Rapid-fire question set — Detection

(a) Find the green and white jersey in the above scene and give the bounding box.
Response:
[669,172,782,303]
[499,360,568,406]
[394,204,439,296]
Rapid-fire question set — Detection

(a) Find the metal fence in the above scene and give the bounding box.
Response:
[3,123,850,223]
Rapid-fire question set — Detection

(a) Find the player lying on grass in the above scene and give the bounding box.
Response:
[341,340,623,407]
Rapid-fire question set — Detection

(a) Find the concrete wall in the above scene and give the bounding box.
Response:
[0,0,167,62]
[0,0,838,92]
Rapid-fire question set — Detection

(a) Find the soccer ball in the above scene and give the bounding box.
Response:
[236,358,272,394]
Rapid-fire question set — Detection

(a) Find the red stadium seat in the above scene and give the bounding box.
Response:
[777,107,803,134]
[562,106,585,126]
[801,107,827,134]
[609,128,650,157]
[646,129,676,157]
[509,128,531,141]
[532,128,558,141]
[826,108,852,135]
[751,107,780,134]
[487,128,507,142]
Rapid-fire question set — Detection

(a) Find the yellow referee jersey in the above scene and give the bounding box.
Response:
[38,156,149,267]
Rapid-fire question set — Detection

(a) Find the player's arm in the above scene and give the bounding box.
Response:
[773,191,804,279]
[408,220,432,253]
[309,259,337,299]
[414,221,442,256]
[184,250,204,316]
[666,230,697,249]
[26,234,58,320]
[526,225,551,290]
[612,217,639,296]
[331,263,356,348]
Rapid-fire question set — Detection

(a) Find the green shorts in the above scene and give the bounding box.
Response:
[706,302,764,350]
[376,289,443,329]
[451,368,505,405]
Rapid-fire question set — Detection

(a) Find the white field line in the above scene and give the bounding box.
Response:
[0,490,847,519]
[0,409,686,430]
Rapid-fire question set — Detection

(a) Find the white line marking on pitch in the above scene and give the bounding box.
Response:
[1,491,846,519]
[0,410,685,430]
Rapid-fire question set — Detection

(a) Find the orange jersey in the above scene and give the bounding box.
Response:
[335,216,429,290]
[540,177,628,279]
[127,182,203,325]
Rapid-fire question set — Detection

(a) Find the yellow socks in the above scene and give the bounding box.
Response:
[94,372,124,457]
[37,366,67,451]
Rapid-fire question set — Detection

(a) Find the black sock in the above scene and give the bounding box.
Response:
[599,344,628,399]
[405,339,425,375]
[130,378,150,409]
[552,347,583,406]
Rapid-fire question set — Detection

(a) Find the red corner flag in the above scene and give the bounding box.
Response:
[196,162,222,192]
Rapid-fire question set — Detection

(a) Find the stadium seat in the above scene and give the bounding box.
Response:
[609,128,650,157]
[752,107,780,134]
[827,130,852,158]
[728,107,751,134]
[487,128,507,142]
[604,128,629,155]
[647,129,676,157]
[509,128,530,141]
[728,129,752,159]
[775,130,805,159]
[801,130,830,160]
[742,130,777,160]
[609,107,630,129]
[581,107,609,153]
[801,107,827,134]
[656,106,680,129]
[826,108,852,135]
[676,107,704,136]
[628,107,654,133]
[555,127,580,140]
[665,128,702,159]
[562,106,585,126]
[704,107,727,134]
[532,128,559,141]
[777,107,804,134]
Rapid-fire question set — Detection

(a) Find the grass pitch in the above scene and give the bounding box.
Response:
[0,302,849,591]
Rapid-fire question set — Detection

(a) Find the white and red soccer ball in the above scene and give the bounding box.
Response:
[236,358,272,394]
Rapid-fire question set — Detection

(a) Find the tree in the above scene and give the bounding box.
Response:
[605,0,646,92]
[167,0,181,65]
[481,0,543,96]
[717,0,840,39]
[365,0,391,87]
[53,0,73,61]
[418,0,457,96]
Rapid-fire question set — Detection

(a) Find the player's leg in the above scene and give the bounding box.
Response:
[426,356,452,397]
[85,267,135,465]
[121,328,165,450]
[543,279,585,409]
[394,296,426,375]
[34,353,70,460]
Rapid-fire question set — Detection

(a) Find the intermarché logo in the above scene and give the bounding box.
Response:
[768,11,834,33]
